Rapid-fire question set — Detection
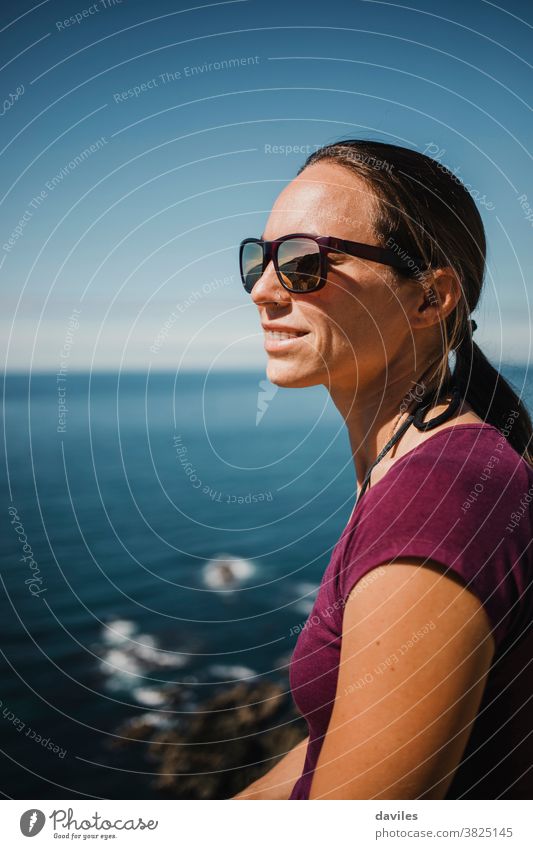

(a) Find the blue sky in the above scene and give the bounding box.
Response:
[1,0,532,371]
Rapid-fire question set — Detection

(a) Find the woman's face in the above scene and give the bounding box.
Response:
[251,161,424,393]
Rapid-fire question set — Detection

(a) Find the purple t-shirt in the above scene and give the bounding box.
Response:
[289,423,533,799]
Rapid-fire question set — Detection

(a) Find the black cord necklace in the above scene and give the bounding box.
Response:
[355,383,462,506]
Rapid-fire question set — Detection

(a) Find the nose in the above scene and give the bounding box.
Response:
[250,260,291,306]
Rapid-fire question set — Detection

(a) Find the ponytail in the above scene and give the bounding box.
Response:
[454,330,533,466]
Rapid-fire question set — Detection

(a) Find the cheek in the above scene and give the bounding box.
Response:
[322,292,396,365]
[319,290,364,348]
[300,278,394,355]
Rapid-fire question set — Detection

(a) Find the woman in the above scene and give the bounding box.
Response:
[235,140,533,799]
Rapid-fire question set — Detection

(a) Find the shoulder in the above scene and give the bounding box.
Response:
[361,424,532,525]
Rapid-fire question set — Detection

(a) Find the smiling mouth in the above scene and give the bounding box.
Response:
[265,330,308,340]
[263,329,310,352]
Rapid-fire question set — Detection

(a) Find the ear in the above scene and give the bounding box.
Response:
[412,267,462,331]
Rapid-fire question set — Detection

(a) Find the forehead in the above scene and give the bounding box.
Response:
[264,161,379,241]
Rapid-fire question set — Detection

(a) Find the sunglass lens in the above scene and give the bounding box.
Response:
[277,238,321,292]
[241,242,264,292]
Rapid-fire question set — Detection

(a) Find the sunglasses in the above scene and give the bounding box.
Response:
[239,233,427,294]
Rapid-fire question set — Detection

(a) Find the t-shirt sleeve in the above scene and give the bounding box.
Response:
[337,431,533,652]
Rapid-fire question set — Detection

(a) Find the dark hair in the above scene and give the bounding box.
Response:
[298,139,533,465]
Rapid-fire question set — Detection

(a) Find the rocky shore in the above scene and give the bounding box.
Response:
[110,680,307,799]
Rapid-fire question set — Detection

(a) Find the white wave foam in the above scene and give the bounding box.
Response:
[203,555,255,590]
[134,634,188,668]
[102,619,137,645]
[100,648,143,678]
[208,664,257,681]
[137,712,173,728]
[133,687,169,707]
[97,619,188,694]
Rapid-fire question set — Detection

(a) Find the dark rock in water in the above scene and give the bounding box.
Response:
[113,680,307,799]
[217,563,234,584]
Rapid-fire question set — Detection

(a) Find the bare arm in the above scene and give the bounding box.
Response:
[310,560,495,800]
[233,735,309,799]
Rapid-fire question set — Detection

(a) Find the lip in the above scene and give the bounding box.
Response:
[262,325,310,353]
[261,324,309,335]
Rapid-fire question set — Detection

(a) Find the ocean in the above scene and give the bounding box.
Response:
[1,366,532,798]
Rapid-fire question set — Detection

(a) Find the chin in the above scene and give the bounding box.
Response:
[266,356,324,389]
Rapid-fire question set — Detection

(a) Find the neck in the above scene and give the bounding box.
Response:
[329,360,446,490]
